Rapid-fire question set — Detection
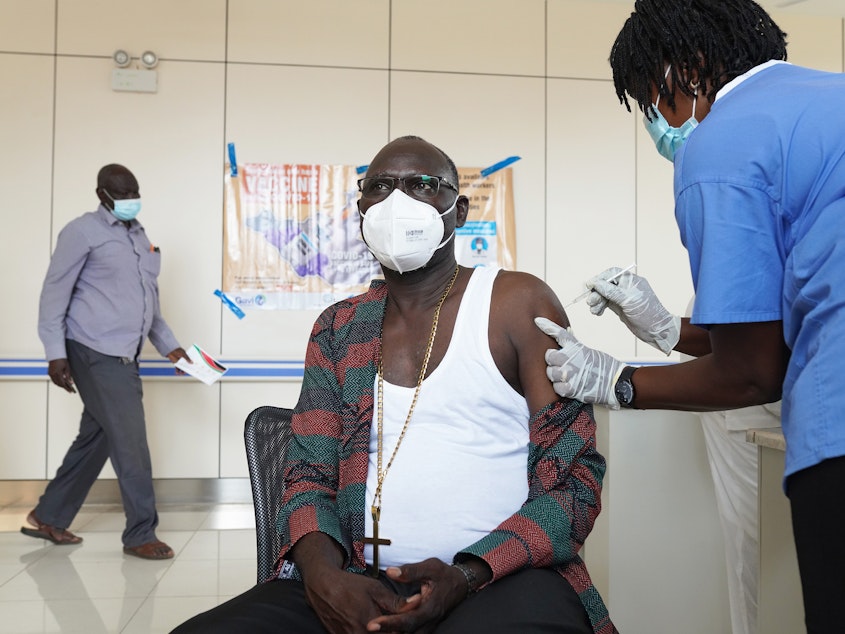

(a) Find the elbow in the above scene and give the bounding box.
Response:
[743,369,784,407]
[749,382,782,406]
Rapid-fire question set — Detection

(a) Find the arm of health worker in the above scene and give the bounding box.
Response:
[536,317,787,412]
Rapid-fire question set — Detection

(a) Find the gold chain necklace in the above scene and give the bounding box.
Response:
[366,264,460,574]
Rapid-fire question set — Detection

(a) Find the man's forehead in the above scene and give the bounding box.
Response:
[105,170,138,190]
[369,141,446,176]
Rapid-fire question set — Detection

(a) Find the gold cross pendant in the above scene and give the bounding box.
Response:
[363,505,391,577]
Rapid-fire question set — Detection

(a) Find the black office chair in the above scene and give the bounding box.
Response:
[244,405,294,584]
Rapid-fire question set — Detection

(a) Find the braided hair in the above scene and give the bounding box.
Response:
[610,0,787,117]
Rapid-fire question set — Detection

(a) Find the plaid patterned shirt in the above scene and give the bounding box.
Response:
[277,279,616,634]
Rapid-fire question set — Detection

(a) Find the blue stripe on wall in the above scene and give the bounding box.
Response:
[0,358,305,380]
[1,358,669,380]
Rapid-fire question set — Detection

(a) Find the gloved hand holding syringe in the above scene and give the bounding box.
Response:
[535,261,681,407]
[581,263,680,355]
[564,263,637,308]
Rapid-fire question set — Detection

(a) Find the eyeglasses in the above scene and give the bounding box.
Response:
[357,174,458,202]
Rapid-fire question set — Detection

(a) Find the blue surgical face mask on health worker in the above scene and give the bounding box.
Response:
[643,65,699,163]
[103,190,142,221]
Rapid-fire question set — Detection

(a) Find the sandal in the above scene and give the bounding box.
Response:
[20,510,82,545]
[123,540,174,560]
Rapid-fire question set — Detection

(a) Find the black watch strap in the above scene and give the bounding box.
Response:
[615,365,638,409]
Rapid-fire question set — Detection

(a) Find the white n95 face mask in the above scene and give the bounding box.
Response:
[360,189,457,274]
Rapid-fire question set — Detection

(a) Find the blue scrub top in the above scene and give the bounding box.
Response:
[674,62,845,481]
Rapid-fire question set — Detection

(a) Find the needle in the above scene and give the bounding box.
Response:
[564,263,637,308]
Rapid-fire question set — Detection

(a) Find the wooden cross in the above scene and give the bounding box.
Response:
[363,505,391,577]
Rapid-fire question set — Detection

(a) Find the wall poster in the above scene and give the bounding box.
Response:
[223,162,516,311]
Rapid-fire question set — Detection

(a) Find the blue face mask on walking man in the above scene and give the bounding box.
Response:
[102,189,142,221]
[643,65,699,162]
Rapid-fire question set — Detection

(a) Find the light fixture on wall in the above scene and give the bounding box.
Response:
[112,49,132,68]
[140,50,158,69]
[110,49,159,94]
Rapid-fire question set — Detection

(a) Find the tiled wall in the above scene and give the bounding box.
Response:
[0,0,842,483]
[1,1,842,630]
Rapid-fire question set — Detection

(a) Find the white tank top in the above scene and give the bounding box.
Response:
[364,266,530,568]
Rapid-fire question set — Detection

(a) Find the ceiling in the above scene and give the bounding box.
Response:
[595,0,845,18]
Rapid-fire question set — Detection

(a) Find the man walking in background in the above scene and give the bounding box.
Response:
[25,163,188,560]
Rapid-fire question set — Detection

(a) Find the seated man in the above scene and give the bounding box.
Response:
[172,136,615,634]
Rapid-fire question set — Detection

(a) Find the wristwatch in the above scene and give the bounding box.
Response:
[614,366,638,409]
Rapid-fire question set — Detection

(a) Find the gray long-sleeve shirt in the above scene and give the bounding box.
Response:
[38,205,180,361]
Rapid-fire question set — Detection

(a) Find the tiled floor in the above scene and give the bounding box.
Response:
[0,503,258,633]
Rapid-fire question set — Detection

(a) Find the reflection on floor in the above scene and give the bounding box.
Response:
[0,503,257,633]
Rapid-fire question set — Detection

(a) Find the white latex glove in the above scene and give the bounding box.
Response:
[585,267,681,355]
[535,317,625,410]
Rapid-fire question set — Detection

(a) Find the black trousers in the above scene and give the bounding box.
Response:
[787,455,845,633]
[170,567,592,633]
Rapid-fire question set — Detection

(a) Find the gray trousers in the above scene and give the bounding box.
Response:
[35,339,159,547]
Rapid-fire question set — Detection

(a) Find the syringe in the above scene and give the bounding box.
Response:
[564,263,637,309]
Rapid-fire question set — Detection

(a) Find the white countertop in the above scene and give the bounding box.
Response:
[746,427,786,451]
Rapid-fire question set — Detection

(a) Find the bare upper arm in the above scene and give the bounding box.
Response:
[489,271,570,414]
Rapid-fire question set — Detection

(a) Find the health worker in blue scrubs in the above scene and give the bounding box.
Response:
[535,2,845,633]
